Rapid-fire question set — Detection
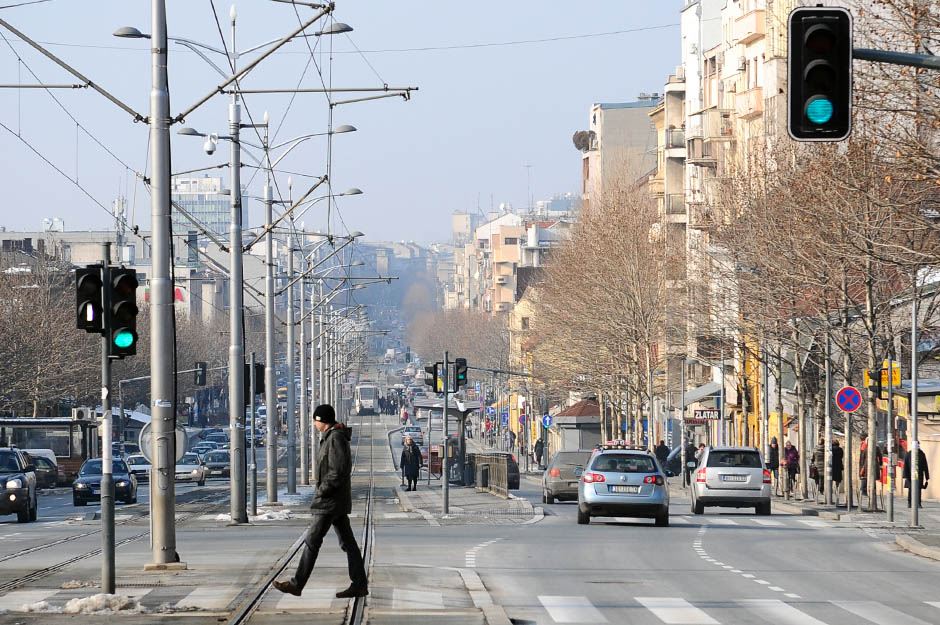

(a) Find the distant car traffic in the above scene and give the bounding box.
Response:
[542,450,592,504]
[72,458,138,506]
[400,426,424,445]
[690,447,771,515]
[192,442,221,459]
[23,449,64,486]
[577,445,669,526]
[0,447,38,522]
[175,453,207,486]
[203,450,231,478]
[125,454,151,481]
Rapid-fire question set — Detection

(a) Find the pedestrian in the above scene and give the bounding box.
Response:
[274,404,368,599]
[400,435,422,492]
[784,441,799,494]
[534,439,544,467]
[654,440,669,466]
[695,443,706,463]
[812,438,825,496]
[831,440,844,503]
[684,440,697,484]
[767,438,780,496]
[859,434,869,496]
[903,444,930,508]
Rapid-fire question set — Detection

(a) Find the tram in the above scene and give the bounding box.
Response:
[354,384,378,416]
[0,415,99,482]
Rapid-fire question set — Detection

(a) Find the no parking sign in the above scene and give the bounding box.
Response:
[835,386,862,413]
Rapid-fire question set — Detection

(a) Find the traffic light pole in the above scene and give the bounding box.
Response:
[263,145,278,504]
[100,243,115,594]
[286,245,297,494]
[249,351,257,517]
[442,351,449,515]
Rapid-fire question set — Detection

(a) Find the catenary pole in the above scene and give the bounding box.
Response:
[249,351,257,517]
[299,265,309,485]
[912,284,920,526]
[286,243,297,494]
[148,0,178,568]
[264,152,278,503]
[443,351,450,514]
[100,242,115,593]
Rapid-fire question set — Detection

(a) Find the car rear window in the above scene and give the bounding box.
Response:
[590,453,656,473]
[553,452,591,467]
[706,451,762,468]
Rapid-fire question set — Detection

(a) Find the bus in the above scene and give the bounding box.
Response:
[0,416,99,482]
[354,384,378,416]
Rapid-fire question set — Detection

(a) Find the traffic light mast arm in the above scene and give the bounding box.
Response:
[854,48,940,71]
[466,365,533,378]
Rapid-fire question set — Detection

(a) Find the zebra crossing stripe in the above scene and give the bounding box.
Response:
[0,589,59,611]
[176,586,240,610]
[392,589,444,609]
[737,599,828,625]
[635,596,719,624]
[539,595,608,623]
[276,587,336,610]
[833,600,933,625]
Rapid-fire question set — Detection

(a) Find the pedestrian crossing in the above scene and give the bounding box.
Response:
[523,596,940,624]
[605,515,835,529]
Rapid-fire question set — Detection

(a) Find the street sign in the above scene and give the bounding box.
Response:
[835,385,862,413]
[863,361,901,388]
[693,409,721,420]
[518,414,526,425]
[500,412,509,427]
[542,414,552,428]
[486,406,496,416]
[138,422,188,463]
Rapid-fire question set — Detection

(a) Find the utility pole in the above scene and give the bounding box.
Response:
[442,351,450,514]
[227,15,248,522]
[887,356,894,522]
[299,265,309,486]
[264,151,278,504]
[824,334,833,505]
[100,242,115,593]
[249,351,257,517]
[911,285,921,526]
[147,0,179,570]
[286,245,297,494]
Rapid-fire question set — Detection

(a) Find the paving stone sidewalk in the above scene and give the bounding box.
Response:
[396,484,540,525]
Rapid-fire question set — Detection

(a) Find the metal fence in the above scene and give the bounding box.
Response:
[473,453,509,498]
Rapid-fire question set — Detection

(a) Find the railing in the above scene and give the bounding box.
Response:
[735,86,763,119]
[474,453,509,498]
[665,128,686,149]
[666,193,686,215]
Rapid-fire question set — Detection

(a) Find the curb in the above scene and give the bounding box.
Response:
[772,499,842,520]
[896,534,940,562]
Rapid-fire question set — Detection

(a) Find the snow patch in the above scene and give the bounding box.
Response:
[61,579,97,589]
[215,508,293,522]
[22,594,147,614]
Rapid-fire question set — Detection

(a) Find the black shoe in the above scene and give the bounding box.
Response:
[336,585,368,598]
[273,580,302,596]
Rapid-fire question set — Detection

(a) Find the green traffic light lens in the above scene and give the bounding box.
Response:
[114,330,135,349]
[806,97,834,124]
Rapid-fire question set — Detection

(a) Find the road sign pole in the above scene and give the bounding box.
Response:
[442,351,449,515]
[887,359,894,522]
[100,242,115,594]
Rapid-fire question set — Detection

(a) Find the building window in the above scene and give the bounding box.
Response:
[504,237,518,245]
[521,317,530,330]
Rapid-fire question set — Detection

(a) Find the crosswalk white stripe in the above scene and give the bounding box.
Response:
[0,589,59,611]
[176,586,240,610]
[927,601,940,610]
[833,600,934,625]
[753,519,784,526]
[636,596,719,624]
[703,518,738,525]
[671,516,691,524]
[539,595,608,623]
[392,589,444,609]
[738,599,828,625]
[797,519,830,528]
[276,588,335,610]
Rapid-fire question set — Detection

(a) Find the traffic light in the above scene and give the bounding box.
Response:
[76,265,103,333]
[108,268,139,358]
[454,358,468,389]
[243,362,264,406]
[424,364,438,389]
[194,361,207,386]
[788,6,853,141]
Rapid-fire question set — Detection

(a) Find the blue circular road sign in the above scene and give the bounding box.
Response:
[541,414,552,428]
[835,385,862,413]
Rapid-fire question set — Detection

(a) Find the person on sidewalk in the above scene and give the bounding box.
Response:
[812,438,826,497]
[684,440,698,485]
[784,441,799,495]
[654,440,669,467]
[400,435,423,492]
[534,439,544,468]
[768,438,781,496]
[831,440,844,504]
[274,404,368,599]
[903,445,930,508]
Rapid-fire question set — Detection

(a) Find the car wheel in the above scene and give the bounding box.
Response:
[198,479,206,487]
[577,508,590,525]
[655,509,669,527]
[29,495,38,522]
[543,490,555,505]
[692,499,704,515]
[756,502,771,516]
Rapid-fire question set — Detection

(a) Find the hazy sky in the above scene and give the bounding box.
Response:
[0,1,680,244]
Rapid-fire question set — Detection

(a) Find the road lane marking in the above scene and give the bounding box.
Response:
[769,587,785,592]
[797,519,830,528]
[785,594,801,599]
[392,589,444,609]
[833,600,933,625]
[753,519,784,526]
[276,588,335,610]
[0,589,59,611]
[176,586,240,610]
[539,595,607,623]
[738,599,828,624]
[672,516,691,524]
[703,518,738,525]
[636,596,719,624]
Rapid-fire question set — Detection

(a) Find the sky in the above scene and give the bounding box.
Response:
[0,1,680,245]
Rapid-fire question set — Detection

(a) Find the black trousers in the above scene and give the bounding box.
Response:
[291,512,367,590]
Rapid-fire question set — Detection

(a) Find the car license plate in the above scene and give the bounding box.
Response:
[568,481,579,487]
[721,474,747,482]
[90,489,99,495]
[610,485,639,494]
[211,470,222,475]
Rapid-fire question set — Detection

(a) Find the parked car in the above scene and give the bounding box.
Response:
[690,446,771,515]
[542,450,593,504]
[0,447,38,522]
[175,453,207,486]
[203,450,231,478]
[72,458,138,506]
[23,449,63,488]
[125,454,151,482]
[24,453,59,489]
[577,445,669,526]
[192,442,221,458]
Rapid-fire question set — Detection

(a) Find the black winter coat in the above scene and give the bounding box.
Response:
[311,424,353,515]
[903,449,930,487]
[400,443,423,479]
[831,446,844,483]
[767,445,780,470]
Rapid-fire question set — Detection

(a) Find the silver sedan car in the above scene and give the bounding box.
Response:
[690,446,771,515]
[577,447,669,526]
[175,452,207,486]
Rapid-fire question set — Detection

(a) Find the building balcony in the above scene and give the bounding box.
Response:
[689,203,716,230]
[665,193,685,216]
[703,109,734,142]
[735,9,766,45]
[734,86,763,120]
[686,137,717,166]
[665,128,685,149]
[648,175,665,197]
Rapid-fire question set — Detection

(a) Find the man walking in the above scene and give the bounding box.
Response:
[903,443,930,508]
[274,404,368,598]
[534,439,544,468]
[654,440,669,467]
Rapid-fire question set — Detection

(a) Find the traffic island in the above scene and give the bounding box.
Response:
[396,484,539,525]
[896,533,940,561]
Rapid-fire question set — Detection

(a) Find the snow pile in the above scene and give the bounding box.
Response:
[23,594,146,615]
[61,579,97,589]
[215,513,232,522]
[251,508,292,521]
[258,486,314,507]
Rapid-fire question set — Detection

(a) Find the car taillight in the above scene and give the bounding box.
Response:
[549,468,561,478]
[582,472,606,483]
[643,475,665,485]
[696,468,707,483]
[763,469,772,484]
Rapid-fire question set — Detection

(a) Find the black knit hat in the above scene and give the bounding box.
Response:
[313,404,336,424]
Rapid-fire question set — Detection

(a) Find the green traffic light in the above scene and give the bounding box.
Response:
[806,97,834,124]
[113,330,135,349]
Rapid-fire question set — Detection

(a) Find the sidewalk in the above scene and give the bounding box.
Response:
[396,483,539,526]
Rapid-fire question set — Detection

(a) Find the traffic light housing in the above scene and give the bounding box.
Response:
[454,358,468,389]
[76,265,104,333]
[243,362,264,406]
[194,361,207,386]
[788,6,853,141]
[424,364,438,389]
[108,268,139,358]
